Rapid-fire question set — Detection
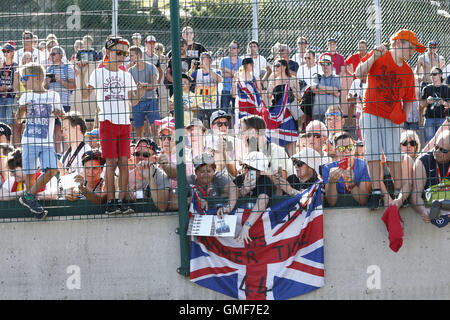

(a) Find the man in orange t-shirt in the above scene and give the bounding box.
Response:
[355,29,425,210]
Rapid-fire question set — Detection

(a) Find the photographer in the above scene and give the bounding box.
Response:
[420,66,450,142]
[128,138,171,212]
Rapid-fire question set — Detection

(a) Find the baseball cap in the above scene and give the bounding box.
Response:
[136,137,160,153]
[210,110,231,127]
[2,42,15,51]
[242,57,254,65]
[243,151,269,172]
[390,29,426,53]
[319,54,333,64]
[193,152,215,170]
[155,116,175,133]
[186,118,206,131]
[292,147,327,175]
[85,128,99,137]
[145,35,156,43]
[327,38,337,43]
[81,149,106,166]
[0,123,12,140]
[431,215,449,228]
[428,40,438,47]
[132,33,142,39]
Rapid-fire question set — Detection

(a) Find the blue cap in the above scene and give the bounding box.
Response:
[85,128,99,137]
[431,215,448,228]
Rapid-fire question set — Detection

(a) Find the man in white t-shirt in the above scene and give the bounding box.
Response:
[13,30,40,65]
[81,37,145,215]
[297,49,322,91]
[243,40,271,81]
[291,36,309,66]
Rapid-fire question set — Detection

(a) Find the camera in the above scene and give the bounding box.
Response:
[194,60,200,67]
[46,73,56,83]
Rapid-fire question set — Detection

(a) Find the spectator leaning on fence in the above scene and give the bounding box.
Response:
[65,149,107,205]
[355,29,425,210]
[322,131,371,207]
[412,130,450,223]
[187,152,238,216]
[81,36,145,215]
[275,147,324,197]
[234,151,272,244]
[16,63,64,218]
[0,143,13,189]
[60,112,91,175]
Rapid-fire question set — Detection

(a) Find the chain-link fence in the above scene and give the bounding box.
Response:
[0,0,449,222]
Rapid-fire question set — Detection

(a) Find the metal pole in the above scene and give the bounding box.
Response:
[112,0,118,36]
[374,0,382,45]
[252,0,259,42]
[170,0,190,277]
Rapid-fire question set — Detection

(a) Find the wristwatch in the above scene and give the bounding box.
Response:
[244,221,252,228]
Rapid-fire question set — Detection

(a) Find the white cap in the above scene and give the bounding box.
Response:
[145,35,156,42]
[243,151,269,172]
[132,33,142,39]
[292,147,326,175]
[319,54,332,63]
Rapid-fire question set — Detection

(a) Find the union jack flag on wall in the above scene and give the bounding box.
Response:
[189,184,324,300]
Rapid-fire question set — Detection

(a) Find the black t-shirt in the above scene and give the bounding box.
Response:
[419,151,450,191]
[287,174,318,192]
[168,42,207,60]
[0,62,17,98]
[166,56,195,85]
[234,174,273,198]
[421,84,450,118]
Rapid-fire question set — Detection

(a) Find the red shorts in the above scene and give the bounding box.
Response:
[99,120,131,159]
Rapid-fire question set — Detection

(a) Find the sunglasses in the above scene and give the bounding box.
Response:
[326,112,342,118]
[134,151,150,158]
[214,121,229,127]
[304,57,311,60]
[401,140,418,147]
[2,50,12,54]
[320,62,332,66]
[20,74,37,82]
[435,145,450,154]
[294,161,305,168]
[306,133,321,139]
[274,63,282,68]
[336,144,355,152]
[111,49,130,57]
[159,135,172,141]
[430,72,441,76]
[50,52,59,56]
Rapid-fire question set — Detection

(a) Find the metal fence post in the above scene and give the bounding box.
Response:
[112,0,118,36]
[374,0,382,45]
[252,0,259,42]
[170,0,190,277]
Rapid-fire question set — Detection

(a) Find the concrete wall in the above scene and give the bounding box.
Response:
[0,208,448,300]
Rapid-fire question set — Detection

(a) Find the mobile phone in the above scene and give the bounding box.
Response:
[46,73,56,83]
[338,158,349,170]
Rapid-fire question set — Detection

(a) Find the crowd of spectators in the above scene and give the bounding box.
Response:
[0,27,449,235]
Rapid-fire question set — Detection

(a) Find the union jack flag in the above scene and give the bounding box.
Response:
[235,79,266,119]
[263,84,298,147]
[189,183,324,300]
